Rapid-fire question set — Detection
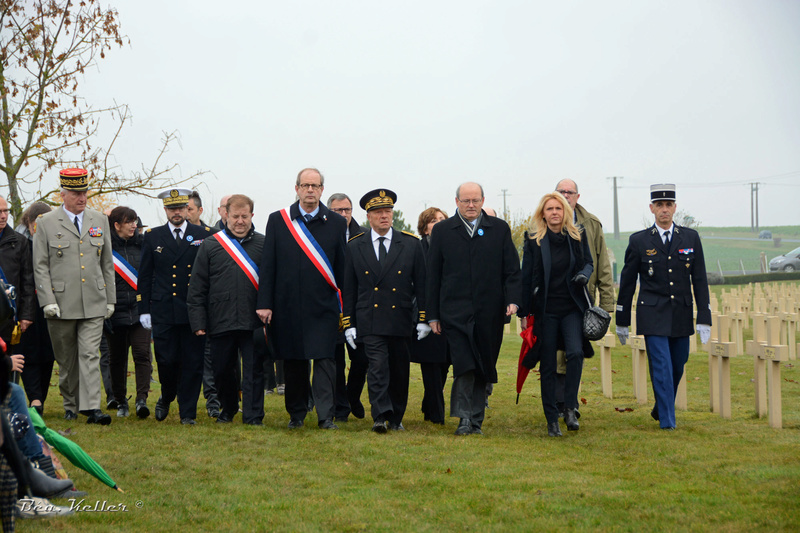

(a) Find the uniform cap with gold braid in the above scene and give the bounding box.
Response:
[359,188,397,212]
[157,188,192,207]
[59,168,89,191]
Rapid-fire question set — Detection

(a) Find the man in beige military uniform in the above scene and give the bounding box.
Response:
[32,168,116,424]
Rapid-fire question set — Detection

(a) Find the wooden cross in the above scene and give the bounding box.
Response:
[597,333,616,399]
[759,316,789,429]
[630,335,648,404]
[746,313,768,418]
[708,315,736,419]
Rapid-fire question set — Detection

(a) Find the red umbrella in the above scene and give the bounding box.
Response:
[516,315,537,404]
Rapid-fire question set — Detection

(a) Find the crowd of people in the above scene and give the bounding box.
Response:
[0,167,710,528]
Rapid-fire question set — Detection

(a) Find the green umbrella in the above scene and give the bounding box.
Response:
[27,407,122,492]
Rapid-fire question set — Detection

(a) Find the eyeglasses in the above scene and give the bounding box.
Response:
[297,183,322,191]
[331,207,352,214]
[458,198,483,205]
[556,189,577,197]
[0,209,9,215]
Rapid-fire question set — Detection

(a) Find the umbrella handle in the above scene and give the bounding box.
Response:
[515,393,520,405]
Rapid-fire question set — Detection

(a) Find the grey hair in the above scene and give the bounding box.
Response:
[296,168,325,187]
[326,193,352,208]
[555,179,579,193]
[456,182,485,200]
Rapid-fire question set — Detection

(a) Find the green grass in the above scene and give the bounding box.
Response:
[21,317,800,532]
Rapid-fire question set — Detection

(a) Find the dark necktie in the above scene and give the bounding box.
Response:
[378,236,387,263]
[664,231,671,247]
[174,228,182,241]
[73,216,80,234]
[304,214,313,223]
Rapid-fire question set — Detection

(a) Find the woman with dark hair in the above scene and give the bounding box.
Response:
[519,192,593,437]
[411,207,449,424]
[16,202,54,415]
[105,206,152,418]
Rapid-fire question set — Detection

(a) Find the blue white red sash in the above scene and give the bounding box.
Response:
[213,230,259,290]
[112,250,138,290]
[279,208,342,310]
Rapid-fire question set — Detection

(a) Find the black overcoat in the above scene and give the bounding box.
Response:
[187,225,264,335]
[426,212,521,382]
[519,229,594,367]
[411,236,448,364]
[109,230,143,327]
[137,222,213,326]
[616,224,711,336]
[342,229,426,337]
[257,202,346,360]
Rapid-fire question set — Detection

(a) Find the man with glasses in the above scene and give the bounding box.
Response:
[426,182,521,435]
[326,193,368,421]
[257,168,347,430]
[552,179,615,418]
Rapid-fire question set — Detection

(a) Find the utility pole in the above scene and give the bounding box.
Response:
[607,176,622,240]
[499,189,509,220]
[750,182,760,232]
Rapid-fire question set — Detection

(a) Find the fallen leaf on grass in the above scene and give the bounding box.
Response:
[445,468,452,474]
[535,490,543,496]
[580,398,587,405]
[611,370,618,374]
[58,428,75,436]
[615,407,634,412]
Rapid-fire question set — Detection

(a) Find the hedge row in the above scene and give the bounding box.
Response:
[708,271,800,285]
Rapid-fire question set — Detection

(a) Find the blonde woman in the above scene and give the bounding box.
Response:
[519,192,593,437]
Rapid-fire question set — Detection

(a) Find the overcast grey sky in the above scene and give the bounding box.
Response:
[78,1,799,231]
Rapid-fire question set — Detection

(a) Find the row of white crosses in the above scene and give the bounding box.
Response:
[599,282,798,428]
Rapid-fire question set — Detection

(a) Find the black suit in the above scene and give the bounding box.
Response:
[343,228,426,425]
[138,222,213,420]
[426,212,521,428]
[617,224,711,428]
[257,202,346,423]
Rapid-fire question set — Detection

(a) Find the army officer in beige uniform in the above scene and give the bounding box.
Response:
[32,168,115,424]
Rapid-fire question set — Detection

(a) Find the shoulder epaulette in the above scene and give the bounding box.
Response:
[205,226,211,231]
[401,230,420,239]
[348,232,365,243]
[145,228,152,233]
[37,214,44,218]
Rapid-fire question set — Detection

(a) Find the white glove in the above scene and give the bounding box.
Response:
[616,325,629,346]
[43,303,61,318]
[697,324,711,345]
[345,327,357,349]
[140,313,152,329]
[105,304,115,319]
[416,323,432,341]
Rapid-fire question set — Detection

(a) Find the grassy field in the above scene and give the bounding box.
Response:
[605,225,800,275]
[19,311,800,531]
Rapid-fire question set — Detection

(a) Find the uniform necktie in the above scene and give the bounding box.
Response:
[664,231,671,247]
[73,216,80,234]
[378,236,387,263]
[304,214,313,223]
[174,228,182,241]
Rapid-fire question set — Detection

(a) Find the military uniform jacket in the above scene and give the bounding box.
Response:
[137,222,213,326]
[32,206,115,319]
[342,229,427,337]
[0,227,35,323]
[426,212,521,381]
[187,225,264,335]
[257,202,346,360]
[616,224,711,337]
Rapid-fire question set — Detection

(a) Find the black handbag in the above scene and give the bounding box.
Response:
[582,288,611,341]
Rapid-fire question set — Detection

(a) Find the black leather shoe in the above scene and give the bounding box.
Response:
[244,420,263,426]
[81,409,112,425]
[288,418,304,429]
[565,409,580,431]
[334,415,349,423]
[64,410,77,421]
[207,407,220,418]
[180,418,196,425]
[135,399,150,419]
[106,398,119,411]
[216,414,233,424]
[547,421,563,437]
[372,420,387,434]
[650,405,659,421]
[455,418,473,436]
[471,424,483,435]
[154,397,169,421]
[389,422,406,431]
[116,403,129,418]
[25,461,75,498]
[319,419,339,430]
[557,401,565,419]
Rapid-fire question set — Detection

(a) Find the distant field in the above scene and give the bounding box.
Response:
[604,225,800,277]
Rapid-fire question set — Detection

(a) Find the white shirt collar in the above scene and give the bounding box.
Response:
[169,220,188,235]
[371,227,393,243]
[300,205,320,218]
[63,207,84,223]
[657,223,674,238]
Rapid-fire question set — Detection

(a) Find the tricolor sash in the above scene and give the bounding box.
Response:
[279,208,342,311]
[213,230,259,290]
[112,250,138,290]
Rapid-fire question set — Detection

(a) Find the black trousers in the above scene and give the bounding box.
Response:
[420,362,449,423]
[283,358,335,423]
[152,323,205,420]
[209,330,264,424]
[538,311,584,424]
[362,335,411,425]
[17,306,55,405]
[333,341,368,418]
[202,338,219,411]
[105,323,152,404]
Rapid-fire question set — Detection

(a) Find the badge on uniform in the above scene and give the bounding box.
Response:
[88,227,103,237]
[56,232,63,239]
[678,248,693,254]
[477,228,484,236]
[645,249,657,256]
[186,235,194,243]
[191,239,203,246]
[156,246,163,253]
[647,259,654,277]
